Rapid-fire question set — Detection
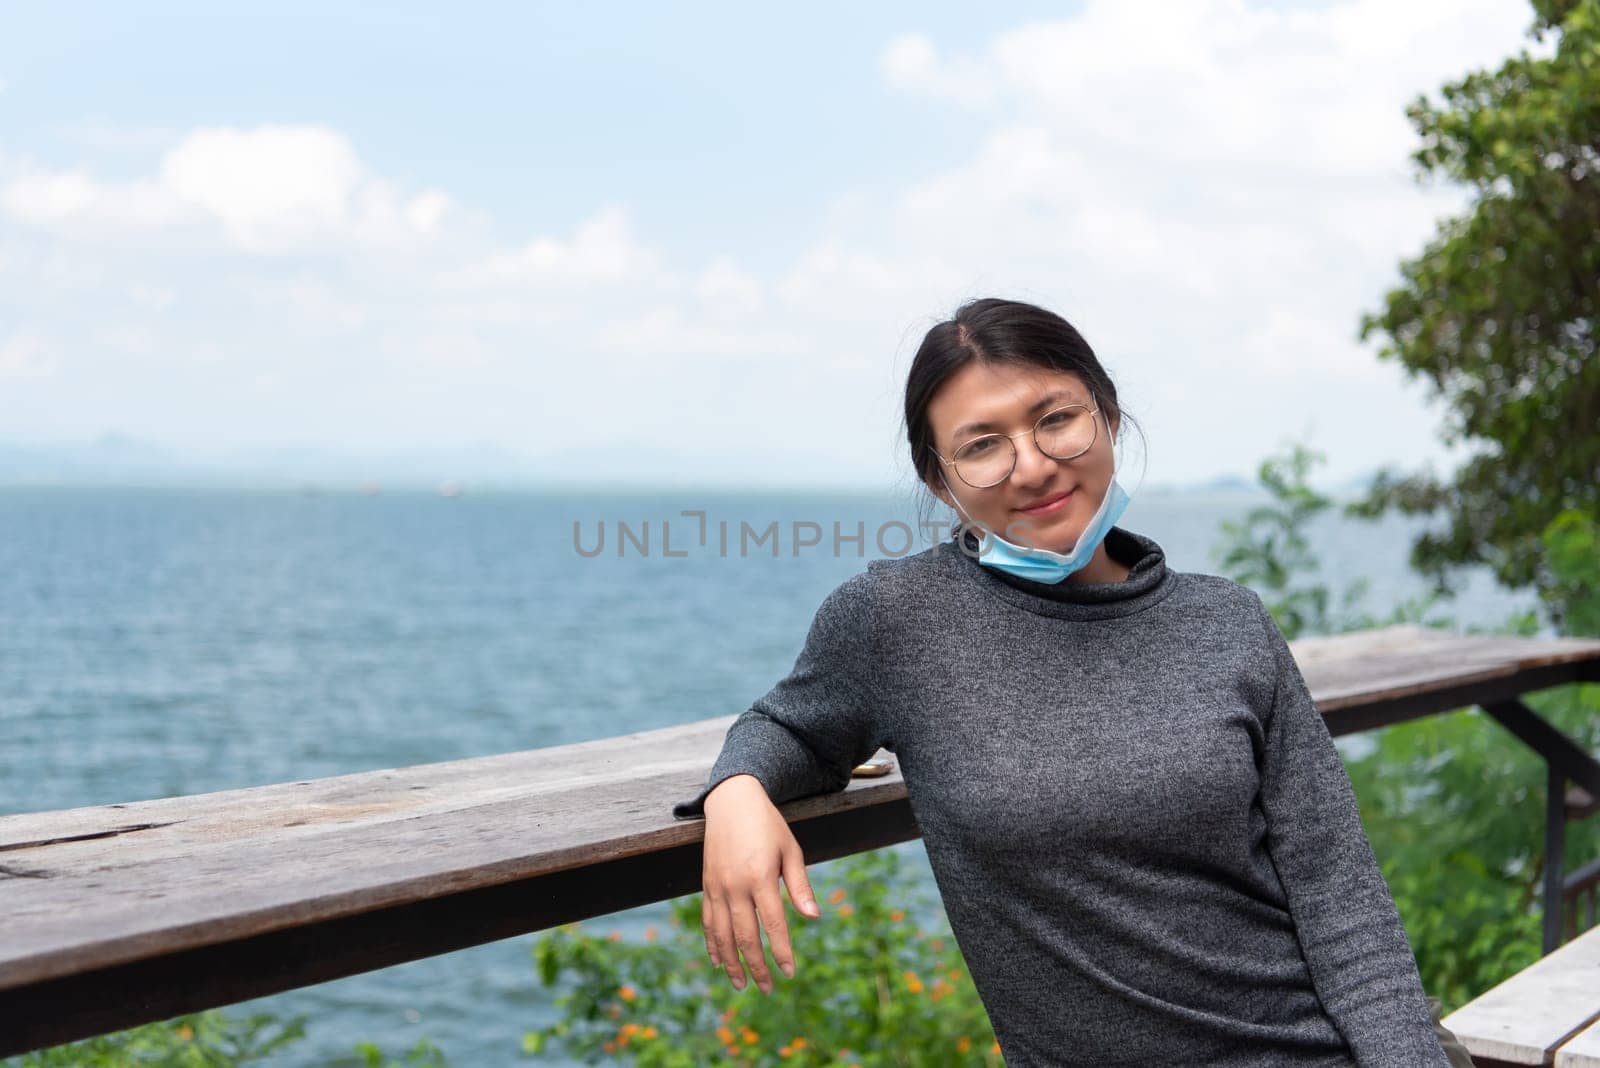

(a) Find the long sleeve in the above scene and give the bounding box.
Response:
[671,569,890,820]
[1249,592,1452,1067]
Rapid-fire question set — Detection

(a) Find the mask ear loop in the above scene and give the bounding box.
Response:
[935,468,987,554]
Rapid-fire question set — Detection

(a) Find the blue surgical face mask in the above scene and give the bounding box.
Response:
[937,423,1132,585]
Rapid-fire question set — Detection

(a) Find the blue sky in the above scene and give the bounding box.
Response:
[0,0,1543,489]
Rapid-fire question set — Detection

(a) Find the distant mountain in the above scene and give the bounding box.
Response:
[1142,466,1392,500]
[0,434,881,492]
[0,434,1403,496]
[0,434,538,490]
[1143,472,1265,497]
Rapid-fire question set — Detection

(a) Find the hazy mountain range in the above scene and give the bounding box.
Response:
[0,433,1388,496]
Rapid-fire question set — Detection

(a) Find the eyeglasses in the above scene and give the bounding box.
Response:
[928,402,1101,489]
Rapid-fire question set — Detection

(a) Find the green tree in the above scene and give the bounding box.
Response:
[1211,441,1450,639]
[1351,0,1600,633]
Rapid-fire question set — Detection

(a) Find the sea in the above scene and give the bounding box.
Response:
[0,485,1540,1066]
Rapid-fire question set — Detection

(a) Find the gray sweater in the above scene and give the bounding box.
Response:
[672,525,1452,1067]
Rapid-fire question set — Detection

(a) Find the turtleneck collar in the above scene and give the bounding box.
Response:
[943,524,1177,621]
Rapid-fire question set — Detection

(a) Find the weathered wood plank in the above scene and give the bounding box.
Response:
[1296,626,1600,710]
[1557,1017,1600,1068]
[0,795,921,1054]
[1442,924,1600,1067]
[0,721,906,991]
[1294,626,1600,734]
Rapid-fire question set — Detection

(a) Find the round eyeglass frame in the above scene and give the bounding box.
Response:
[927,401,1102,489]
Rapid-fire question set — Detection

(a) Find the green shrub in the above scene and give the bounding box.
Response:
[1,1009,307,1066]
[2,1008,452,1067]
[522,847,1001,1067]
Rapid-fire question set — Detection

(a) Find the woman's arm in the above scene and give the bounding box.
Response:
[672,568,889,820]
[1248,592,1453,1067]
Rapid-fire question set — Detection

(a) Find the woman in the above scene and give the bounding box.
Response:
[672,298,1473,1066]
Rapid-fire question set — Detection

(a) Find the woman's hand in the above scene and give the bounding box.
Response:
[699,774,823,994]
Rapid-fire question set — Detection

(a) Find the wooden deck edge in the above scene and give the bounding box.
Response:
[0,798,922,1057]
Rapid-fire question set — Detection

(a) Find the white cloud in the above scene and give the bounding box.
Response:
[2,123,460,252]
[885,0,1540,178]
[94,324,158,356]
[881,33,997,107]
[127,284,175,310]
[1,167,187,230]
[158,124,362,248]
[591,306,806,358]
[692,257,764,314]
[0,330,58,379]
[467,203,661,285]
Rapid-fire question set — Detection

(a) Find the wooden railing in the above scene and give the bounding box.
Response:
[2,624,1598,1058]
[1563,852,1600,944]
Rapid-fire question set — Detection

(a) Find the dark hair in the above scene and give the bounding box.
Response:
[902,297,1144,522]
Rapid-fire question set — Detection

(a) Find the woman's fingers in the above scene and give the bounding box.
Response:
[707,893,745,990]
[755,881,797,980]
[780,838,821,920]
[701,887,719,967]
[728,893,775,994]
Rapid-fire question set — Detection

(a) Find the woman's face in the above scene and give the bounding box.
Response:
[924,361,1120,560]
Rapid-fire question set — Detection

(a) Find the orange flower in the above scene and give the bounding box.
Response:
[721,1006,738,1023]
[608,930,623,942]
[930,938,945,951]
[641,1026,658,1039]
[889,909,905,923]
[838,904,854,917]
[741,1026,759,1045]
[829,888,847,904]
[618,984,637,1002]
[779,1045,793,1057]
[175,1025,193,1041]
[602,1040,616,1053]
[947,968,962,981]
[791,1037,807,1048]
[992,1039,1002,1053]
[644,925,658,942]
[956,1035,972,1053]
[718,1026,736,1044]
